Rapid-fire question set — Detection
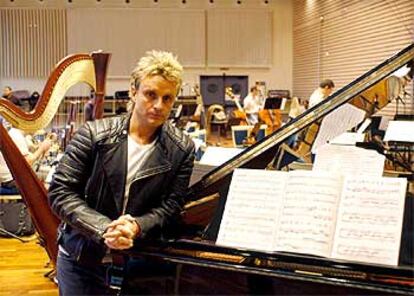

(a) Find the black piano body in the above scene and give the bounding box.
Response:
[121,43,414,295]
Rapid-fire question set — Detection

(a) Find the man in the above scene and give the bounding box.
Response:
[84,90,95,122]
[48,51,195,295]
[1,86,21,107]
[243,86,263,124]
[0,126,51,194]
[308,79,335,108]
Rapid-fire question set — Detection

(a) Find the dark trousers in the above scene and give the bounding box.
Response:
[57,250,176,295]
[57,250,116,296]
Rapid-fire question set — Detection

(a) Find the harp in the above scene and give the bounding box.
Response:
[0,52,110,265]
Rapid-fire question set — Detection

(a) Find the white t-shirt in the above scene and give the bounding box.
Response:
[243,93,263,114]
[0,128,30,183]
[122,134,157,213]
[309,88,326,108]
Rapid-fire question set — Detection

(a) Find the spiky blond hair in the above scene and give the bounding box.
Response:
[131,50,183,93]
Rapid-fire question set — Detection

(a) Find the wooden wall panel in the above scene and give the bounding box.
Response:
[67,8,205,77]
[293,0,414,116]
[0,9,66,78]
[207,9,272,68]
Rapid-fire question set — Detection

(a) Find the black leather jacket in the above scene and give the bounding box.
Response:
[48,115,195,265]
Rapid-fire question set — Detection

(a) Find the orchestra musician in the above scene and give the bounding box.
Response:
[83,90,95,122]
[286,96,308,148]
[243,86,263,124]
[0,123,52,195]
[48,50,195,295]
[1,86,21,107]
[308,79,335,108]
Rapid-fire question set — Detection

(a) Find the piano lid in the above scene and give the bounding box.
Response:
[184,43,413,240]
[119,45,414,295]
[188,43,414,201]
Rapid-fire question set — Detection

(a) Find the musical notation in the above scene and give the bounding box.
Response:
[216,169,287,251]
[335,245,392,263]
[332,176,407,266]
[274,171,342,257]
[313,145,385,177]
[217,168,407,266]
[340,212,398,225]
[312,104,366,153]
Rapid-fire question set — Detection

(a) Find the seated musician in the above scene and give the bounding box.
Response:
[189,84,204,127]
[84,90,95,122]
[48,50,195,295]
[0,123,52,194]
[243,86,263,124]
[286,96,308,148]
[308,79,335,108]
[1,86,22,107]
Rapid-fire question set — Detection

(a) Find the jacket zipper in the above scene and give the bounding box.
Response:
[121,164,171,214]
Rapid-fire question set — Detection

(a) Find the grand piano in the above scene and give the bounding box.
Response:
[120,43,414,295]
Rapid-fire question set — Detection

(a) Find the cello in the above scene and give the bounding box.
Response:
[0,52,110,266]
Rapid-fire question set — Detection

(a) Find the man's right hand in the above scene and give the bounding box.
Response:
[103,214,141,250]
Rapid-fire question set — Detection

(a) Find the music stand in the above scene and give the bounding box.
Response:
[367,116,385,139]
[264,97,283,110]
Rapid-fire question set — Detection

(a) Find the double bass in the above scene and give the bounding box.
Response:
[225,86,249,125]
[258,96,283,135]
[0,52,110,266]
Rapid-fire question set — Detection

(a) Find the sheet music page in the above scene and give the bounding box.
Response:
[384,121,414,142]
[199,147,244,166]
[274,171,343,257]
[356,118,372,134]
[329,132,365,145]
[216,169,288,251]
[313,145,385,177]
[312,104,366,153]
[332,176,407,265]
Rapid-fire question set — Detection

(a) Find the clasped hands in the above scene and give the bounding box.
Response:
[103,214,141,250]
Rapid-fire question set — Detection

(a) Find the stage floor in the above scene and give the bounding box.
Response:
[0,235,57,296]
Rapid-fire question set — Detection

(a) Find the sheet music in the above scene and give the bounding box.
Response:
[216,169,288,251]
[384,121,414,142]
[280,98,287,110]
[274,171,343,257]
[199,147,244,166]
[312,104,366,153]
[332,176,407,265]
[313,145,385,177]
[378,115,391,131]
[356,118,372,134]
[329,132,365,145]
